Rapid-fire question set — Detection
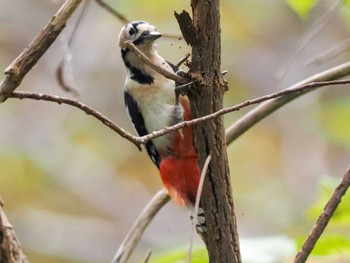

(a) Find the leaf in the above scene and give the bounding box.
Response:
[153,236,296,263]
[339,3,350,37]
[343,0,350,8]
[301,177,350,257]
[297,234,350,256]
[320,98,350,148]
[0,153,45,206]
[286,0,319,19]
[152,246,208,263]
[307,177,350,224]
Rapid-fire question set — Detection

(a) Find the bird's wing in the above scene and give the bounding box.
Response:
[124,90,161,168]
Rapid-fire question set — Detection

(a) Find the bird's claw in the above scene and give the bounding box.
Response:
[175,70,194,105]
[175,81,193,105]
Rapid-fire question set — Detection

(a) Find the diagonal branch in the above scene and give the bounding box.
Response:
[111,189,170,263]
[94,0,129,23]
[294,165,350,263]
[225,61,350,144]
[0,0,83,102]
[306,37,350,66]
[0,200,28,263]
[275,0,339,79]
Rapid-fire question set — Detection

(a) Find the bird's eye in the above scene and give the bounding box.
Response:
[128,28,136,36]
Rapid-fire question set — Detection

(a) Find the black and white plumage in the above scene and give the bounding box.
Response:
[118,21,182,166]
[118,21,207,234]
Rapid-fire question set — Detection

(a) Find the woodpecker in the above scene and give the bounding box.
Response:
[118,21,206,233]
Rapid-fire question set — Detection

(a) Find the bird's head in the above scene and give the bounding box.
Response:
[118,21,161,50]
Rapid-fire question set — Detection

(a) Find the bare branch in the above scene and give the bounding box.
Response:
[124,41,186,84]
[0,201,28,263]
[294,165,350,263]
[0,0,83,102]
[9,91,141,150]
[111,189,170,263]
[226,62,350,144]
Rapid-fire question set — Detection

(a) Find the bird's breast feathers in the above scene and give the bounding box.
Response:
[125,78,178,150]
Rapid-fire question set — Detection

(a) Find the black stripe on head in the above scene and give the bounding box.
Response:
[133,30,150,46]
[129,21,153,46]
[131,21,146,32]
[132,30,150,46]
[125,21,148,45]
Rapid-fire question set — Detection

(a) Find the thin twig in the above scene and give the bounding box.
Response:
[140,79,350,145]
[188,154,211,263]
[9,91,141,150]
[56,0,91,96]
[176,53,191,68]
[275,0,339,80]
[306,37,350,66]
[143,250,152,263]
[111,189,170,263]
[124,41,186,84]
[0,0,83,102]
[294,165,350,263]
[94,0,129,23]
[226,61,350,144]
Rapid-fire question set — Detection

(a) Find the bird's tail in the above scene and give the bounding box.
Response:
[159,157,207,234]
[159,157,199,206]
[189,205,207,233]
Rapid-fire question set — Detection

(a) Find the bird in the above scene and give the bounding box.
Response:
[118,20,206,233]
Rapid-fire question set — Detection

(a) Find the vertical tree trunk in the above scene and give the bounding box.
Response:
[188,0,241,262]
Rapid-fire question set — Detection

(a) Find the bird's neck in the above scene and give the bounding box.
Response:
[121,45,169,85]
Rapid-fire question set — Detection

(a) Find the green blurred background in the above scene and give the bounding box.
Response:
[1,0,350,262]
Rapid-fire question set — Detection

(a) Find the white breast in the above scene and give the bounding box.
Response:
[123,47,181,151]
[126,77,177,151]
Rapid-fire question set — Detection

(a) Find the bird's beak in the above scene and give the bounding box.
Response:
[141,31,162,42]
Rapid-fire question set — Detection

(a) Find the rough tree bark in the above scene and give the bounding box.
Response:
[0,201,28,263]
[177,0,241,262]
